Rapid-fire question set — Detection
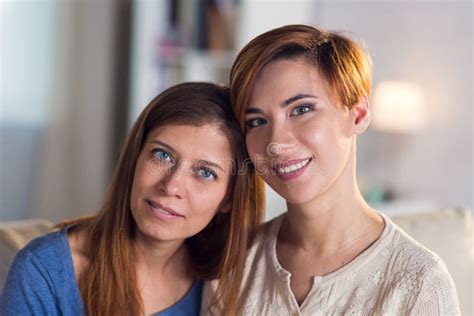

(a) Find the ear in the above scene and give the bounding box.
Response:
[351,96,370,135]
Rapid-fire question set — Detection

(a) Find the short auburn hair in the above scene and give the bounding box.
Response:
[230,24,372,129]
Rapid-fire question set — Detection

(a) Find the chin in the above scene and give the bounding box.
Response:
[135,222,171,242]
[281,194,316,206]
[270,180,329,206]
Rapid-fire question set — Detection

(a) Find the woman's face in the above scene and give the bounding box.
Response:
[130,123,233,244]
[244,58,359,205]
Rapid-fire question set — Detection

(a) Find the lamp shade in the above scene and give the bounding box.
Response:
[371,81,426,133]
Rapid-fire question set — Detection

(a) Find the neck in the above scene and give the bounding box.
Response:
[133,231,191,280]
[132,231,195,314]
[282,145,383,254]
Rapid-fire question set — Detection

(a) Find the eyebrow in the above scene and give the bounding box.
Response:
[149,140,225,173]
[245,93,318,114]
[283,93,317,107]
[197,160,225,173]
[149,140,175,152]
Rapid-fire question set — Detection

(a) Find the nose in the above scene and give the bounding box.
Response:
[265,121,296,158]
[158,164,186,199]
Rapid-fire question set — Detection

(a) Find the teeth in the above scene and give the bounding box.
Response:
[158,208,171,215]
[148,201,174,216]
[277,159,310,174]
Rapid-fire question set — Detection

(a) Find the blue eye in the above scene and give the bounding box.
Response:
[290,104,314,116]
[245,118,267,129]
[197,168,216,180]
[153,149,172,162]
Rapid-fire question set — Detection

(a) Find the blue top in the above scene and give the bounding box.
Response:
[0,229,203,316]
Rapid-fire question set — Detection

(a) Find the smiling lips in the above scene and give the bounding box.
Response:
[146,200,184,221]
[272,158,312,180]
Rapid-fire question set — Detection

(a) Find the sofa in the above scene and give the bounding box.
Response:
[0,218,53,289]
[0,208,472,314]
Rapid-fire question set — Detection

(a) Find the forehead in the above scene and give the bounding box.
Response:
[248,58,332,105]
[146,124,233,162]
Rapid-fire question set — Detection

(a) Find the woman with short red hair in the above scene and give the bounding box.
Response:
[203,25,460,315]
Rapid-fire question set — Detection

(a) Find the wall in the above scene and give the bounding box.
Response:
[2,1,471,222]
[32,1,117,221]
[319,1,472,210]
[252,1,473,220]
[0,1,56,220]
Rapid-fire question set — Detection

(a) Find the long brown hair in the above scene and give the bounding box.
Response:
[60,82,264,315]
[230,24,372,128]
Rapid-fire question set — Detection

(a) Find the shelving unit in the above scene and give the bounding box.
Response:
[128,1,238,124]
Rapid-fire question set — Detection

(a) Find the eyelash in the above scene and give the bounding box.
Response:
[244,118,267,129]
[151,148,217,181]
[196,167,217,181]
[152,148,174,163]
[244,104,316,130]
[290,104,315,116]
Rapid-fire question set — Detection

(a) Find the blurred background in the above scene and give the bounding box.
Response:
[0,0,472,222]
[1,1,473,312]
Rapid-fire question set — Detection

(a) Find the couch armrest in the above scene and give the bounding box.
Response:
[0,219,53,289]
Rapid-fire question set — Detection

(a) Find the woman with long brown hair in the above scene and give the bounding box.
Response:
[1,82,264,315]
[204,25,460,315]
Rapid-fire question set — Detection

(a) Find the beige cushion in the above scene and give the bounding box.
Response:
[391,208,473,315]
[0,219,53,289]
[0,212,472,314]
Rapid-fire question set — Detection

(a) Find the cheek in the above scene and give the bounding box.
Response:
[331,117,354,151]
[300,120,349,161]
[245,135,269,174]
[133,161,155,191]
[130,158,162,207]
[298,120,325,150]
[246,133,266,159]
[308,122,352,168]
[188,180,228,214]
[130,163,144,201]
[186,190,225,232]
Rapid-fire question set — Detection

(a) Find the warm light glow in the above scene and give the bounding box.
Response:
[371,81,426,133]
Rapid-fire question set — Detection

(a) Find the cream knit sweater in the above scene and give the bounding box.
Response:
[202,213,460,315]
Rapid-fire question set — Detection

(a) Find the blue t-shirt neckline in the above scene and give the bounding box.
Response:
[152,279,203,316]
[61,227,204,315]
